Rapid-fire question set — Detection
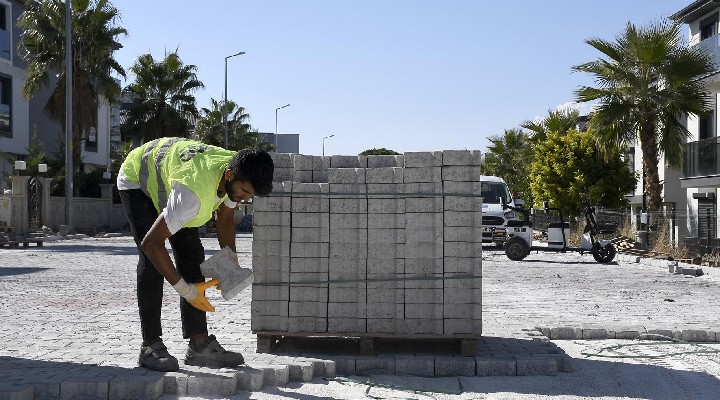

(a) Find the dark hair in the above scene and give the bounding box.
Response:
[229,148,274,196]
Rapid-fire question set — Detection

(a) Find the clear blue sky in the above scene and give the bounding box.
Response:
[112,0,694,156]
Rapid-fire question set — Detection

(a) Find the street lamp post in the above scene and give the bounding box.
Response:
[322,134,335,157]
[224,51,245,149]
[274,104,290,151]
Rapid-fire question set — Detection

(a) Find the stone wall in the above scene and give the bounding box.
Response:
[251,151,483,337]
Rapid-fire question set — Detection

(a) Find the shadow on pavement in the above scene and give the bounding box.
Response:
[0,267,50,277]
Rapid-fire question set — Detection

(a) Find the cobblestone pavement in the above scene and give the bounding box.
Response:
[3,236,720,398]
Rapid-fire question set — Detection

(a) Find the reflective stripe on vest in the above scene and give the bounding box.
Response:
[138,137,184,208]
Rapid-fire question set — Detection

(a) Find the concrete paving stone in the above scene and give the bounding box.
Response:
[367,242,404,259]
[288,285,326,304]
[292,154,314,171]
[236,367,265,391]
[251,315,289,332]
[256,365,290,387]
[405,197,443,213]
[366,182,404,196]
[291,226,329,243]
[324,356,355,376]
[611,326,646,339]
[108,374,164,400]
[549,327,582,340]
[253,269,289,286]
[328,227,367,243]
[368,198,406,214]
[444,242,482,258]
[270,153,293,168]
[289,257,328,273]
[404,151,442,168]
[252,240,290,257]
[443,257,482,275]
[444,196,483,212]
[329,243,367,259]
[163,372,188,395]
[400,318,444,335]
[581,327,613,339]
[273,361,314,382]
[327,168,365,184]
[327,318,366,333]
[681,329,715,342]
[435,356,476,377]
[251,284,290,301]
[443,303,481,320]
[290,242,329,258]
[403,167,442,183]
[250,195,291,212]
[403,242,442,259]
[443,211,481,227]
[292,170,313,183]
[330,156,366,168]
[330,213,367,228]
[291,212,330,228]
[366,155,402,168]
[367,228,405,243]
[515,355,559,376]
[291,197,330,213]
[365,167,403,183]
[368,213,404,229]
[287,317,327,333]
[328,183,367,195]
[312,155,331,171]
[253,211,291,227]
[396,355,435,377]
[441,150,481,166]
[405,227,443,243]
[60,376,111,400]
[365,303,404,319]
[254,225,291,242]
[289,301,326,318]
[366,318,405,333]
[366,258,404,275]
[475,357,516,376]
[271,168,293,182]
[355,356,396,375]
[442,166,482,182]
[329,198,368,214]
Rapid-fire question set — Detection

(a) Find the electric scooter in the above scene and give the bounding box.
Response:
[501,196,617,263]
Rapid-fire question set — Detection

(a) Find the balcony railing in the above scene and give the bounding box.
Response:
[696,33,720,66]
[684,137,720,177]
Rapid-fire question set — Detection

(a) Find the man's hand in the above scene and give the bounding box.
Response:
[173,278,220,312]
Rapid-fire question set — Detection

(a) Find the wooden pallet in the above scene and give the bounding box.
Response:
[255,331,480,356]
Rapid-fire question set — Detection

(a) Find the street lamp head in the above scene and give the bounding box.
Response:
[226,51,245,60]
[276,103,290,111]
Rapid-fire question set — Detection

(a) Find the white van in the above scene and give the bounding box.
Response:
[480,175,523,246]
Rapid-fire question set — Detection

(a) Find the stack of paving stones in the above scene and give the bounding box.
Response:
[252,150,483,338]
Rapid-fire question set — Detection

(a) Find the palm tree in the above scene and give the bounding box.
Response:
[521,108,580,142]
[192,98,274,152]
[483,128,533,204]
[573,20,715,210]
[18,0,126,175]
[123,51,204,142]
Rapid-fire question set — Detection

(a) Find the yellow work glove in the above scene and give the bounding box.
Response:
[172,278,220,312]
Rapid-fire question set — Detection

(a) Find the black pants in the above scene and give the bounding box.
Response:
[119,189,207,341]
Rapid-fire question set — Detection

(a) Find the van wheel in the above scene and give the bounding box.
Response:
[505,237,529,261]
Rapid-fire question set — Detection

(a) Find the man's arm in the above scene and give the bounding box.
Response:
[140,213,217,312]
[140,214,181,284]
[215,202,237,254]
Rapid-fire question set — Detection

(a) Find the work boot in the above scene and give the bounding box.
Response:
[138,341,179,372]
[184,334,245,368]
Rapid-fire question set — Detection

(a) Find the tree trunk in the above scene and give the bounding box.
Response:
[640,123,663,211]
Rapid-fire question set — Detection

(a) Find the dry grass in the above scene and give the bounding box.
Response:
[650,217,690,259]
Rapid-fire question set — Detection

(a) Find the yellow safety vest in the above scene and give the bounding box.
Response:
[121,137,235,228]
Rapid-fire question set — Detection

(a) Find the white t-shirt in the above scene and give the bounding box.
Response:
[117,168,237,235]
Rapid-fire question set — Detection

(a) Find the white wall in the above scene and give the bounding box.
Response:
[0,61,29,155]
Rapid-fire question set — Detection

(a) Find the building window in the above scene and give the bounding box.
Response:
[701,13,719,41]
[0,75,11,137]
[700,112,715,140]
[0,4,9,61]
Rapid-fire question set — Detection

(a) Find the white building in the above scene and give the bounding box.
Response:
[0,0,117,190]
[672,1,720,249]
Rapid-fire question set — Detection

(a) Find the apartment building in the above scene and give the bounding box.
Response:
[0,0,118,190]
[672,1,720,247]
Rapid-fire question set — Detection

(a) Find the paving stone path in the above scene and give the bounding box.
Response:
[2,235,720,398]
